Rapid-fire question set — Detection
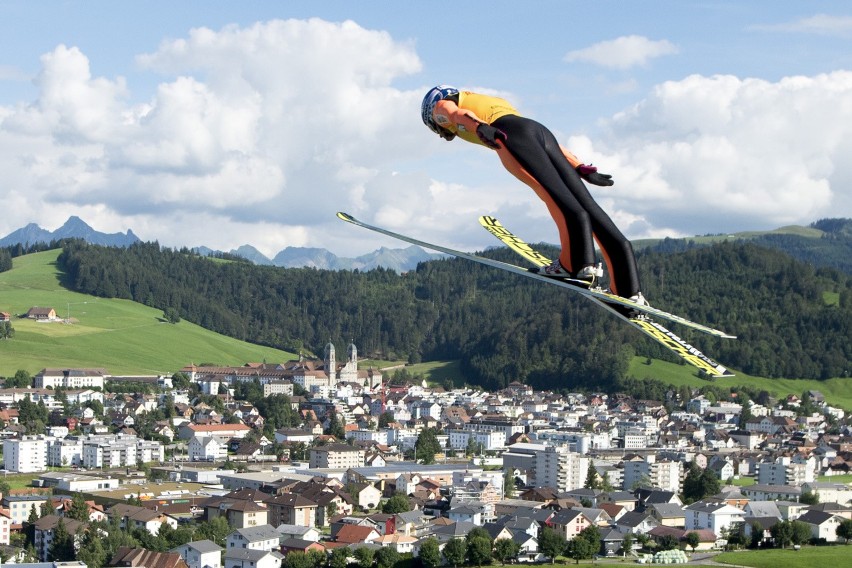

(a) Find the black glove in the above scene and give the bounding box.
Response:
[576,163,614,186]
[476,123,507,149]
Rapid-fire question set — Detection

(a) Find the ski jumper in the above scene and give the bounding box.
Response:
[431,91,641,298]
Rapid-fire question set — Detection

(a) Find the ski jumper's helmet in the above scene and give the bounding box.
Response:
[421,85,459,135]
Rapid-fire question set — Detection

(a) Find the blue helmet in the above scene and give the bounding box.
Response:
[421,85,459,135]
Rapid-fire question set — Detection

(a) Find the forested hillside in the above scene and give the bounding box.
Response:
[53,238,851,390]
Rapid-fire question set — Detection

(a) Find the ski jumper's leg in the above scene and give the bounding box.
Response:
[492,115,595,274]
[494,116,641,297]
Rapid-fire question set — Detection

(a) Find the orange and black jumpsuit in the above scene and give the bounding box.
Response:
[431,91,641,298]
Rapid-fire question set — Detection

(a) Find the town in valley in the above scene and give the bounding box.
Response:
[1,339,851,568]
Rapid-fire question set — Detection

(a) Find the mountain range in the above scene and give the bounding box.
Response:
[0,217,444,272]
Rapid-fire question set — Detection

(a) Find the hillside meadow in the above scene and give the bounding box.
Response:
[404,356,852,411]
[0,249,296,376]
[2,249,850,412]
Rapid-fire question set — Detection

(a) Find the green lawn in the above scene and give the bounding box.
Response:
[728,476,756,487]
[0,249,297,375]
[818,474,852,484]
[1,472,44,491]
[715,546,851,568]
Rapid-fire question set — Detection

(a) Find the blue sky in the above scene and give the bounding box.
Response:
[1,0,851,258]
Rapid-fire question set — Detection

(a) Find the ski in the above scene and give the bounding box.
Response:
[336,211,735,377]
[479,216,736,339]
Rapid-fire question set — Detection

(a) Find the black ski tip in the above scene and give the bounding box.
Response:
[336,212,354,222]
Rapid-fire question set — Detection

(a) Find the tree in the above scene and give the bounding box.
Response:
[283,552,314,568]
[325,411,346,440]
[306,550,325,568]
[353,546,375,568]
[0,321,14,339]
[799,490,819,505]
[382,494,411,514]
[770,520,794,549]
[565,537,594,564]
[493,537,520,565]
[465,436,478,458]
[325,502,338,525]
[415,428,442,464]
[49,518,76,561]
[620,532,634,557]
[584,465,602,490]
[503,469,515,499]
[376,546,400,568]
[67,493,91,522]
[78,529,108,568]
[682,462,719,503]
[419,537,441,568]
[657,534,679,551]
[195,516,231,547]
[685,531,700,552]
[749,522,764,549]
[566,525,600,563]
[329,548,349,568]
[378,411,395,428]
[443,537,467,568]
[466,534,492,567]
[163,307,181,324]
[836,519,852,544]
[538,527,566,563]
[790,520,811,546]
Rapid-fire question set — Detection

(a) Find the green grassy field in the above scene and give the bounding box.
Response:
[0,249,297,376]
[632,224,826,250]
[627,357,852,410]
[400,356,852,410]
[715,547,850,568]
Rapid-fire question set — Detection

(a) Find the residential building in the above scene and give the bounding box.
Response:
[108,504,178,536]
[796,510,843,542]
[684,501,745,536]
[622,455,682,494]
[111,546,189,568]
[4,436,48,472]
[801,482,852,506]
[757,457,812,485]
[534,446,590,492]
[3,494,50,525]
[171,540,223,568]
[33,515,87,561]
[223,548,283,568]
[309,443,365,469]
[550,509,593,540]
[0,508,12,545]
[226,525,280,552]
[265,493,317,528]
[178,423,251,441]
[47,438,83,468]
[189,436,229,462]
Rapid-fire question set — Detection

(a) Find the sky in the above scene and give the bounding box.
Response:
[1,0,852,259]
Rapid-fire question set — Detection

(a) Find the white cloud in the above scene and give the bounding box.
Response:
[581,72,852,236]
[751,14,852,36]
[2,18,852,260]
[0,19,426,257]
[564,35,678,69]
